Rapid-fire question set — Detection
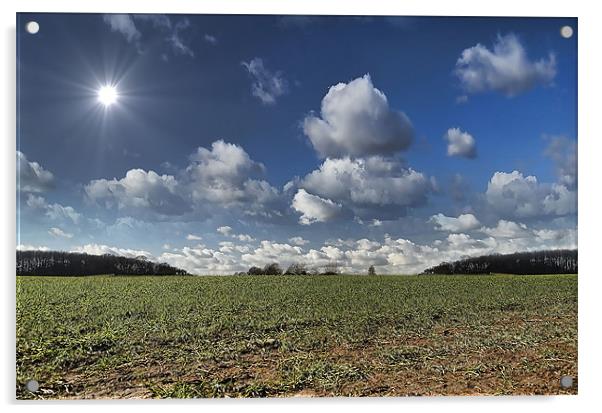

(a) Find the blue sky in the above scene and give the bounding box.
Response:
[17,13,577,274]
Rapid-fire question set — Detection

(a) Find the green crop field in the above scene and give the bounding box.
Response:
[16,274,577,399]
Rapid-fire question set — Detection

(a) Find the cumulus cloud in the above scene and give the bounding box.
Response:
[215,225,255,241]
[369,219,383,227]
[48,227,73,239]
[542,184,577,216]
[479,220,529,238]
[160,245,245,275]
[17,244,49,252]
[157,225,578,275]
[298,157,432,220]
[235,233,254,242]
[485,171,576,218]
[292,189,342,225]
[430,213,480,232]
[241,240,305,267]
[303,74,413,158]
[444,128,477,158]
[84,140,281,219]
[544,136,577,189]
[289,236,309,246]
[186,234,203,241]
[455,34,556,97]
[26,194,81,224]
[71,244,154,259]
[241,58,288,105]
[85,169,190,216]
[217,226,232,236]
[17,151,54,193]
[186,140,278,209]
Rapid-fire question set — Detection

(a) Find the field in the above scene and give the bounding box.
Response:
[16,274,577,399]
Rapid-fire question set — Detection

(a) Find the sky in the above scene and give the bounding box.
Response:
[16,13,578,274]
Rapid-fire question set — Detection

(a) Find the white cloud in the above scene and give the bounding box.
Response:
[17,151,54,193]
[17,244,49,252]
[444,128,476,158]
[204,34,217,44]
[186,234,203,241]
[235,233,254,242]
[430,213,480,232]
[156,227,577,275]
[85,169,189,216]
[544,136,577,189]
[455,33,556,97]
[369,219,383,227]
[103,14,141,43]
[299,157,432,220]
[289,236,309,246]
[71,244,154,259]
[103,14,194,58]
[534,227,576,243]
[160,246,245,275]
[26,194,81,224]
[292,189,342,225]
[485,171,576,218]
[167,19,194,57]
[241,58,288,104]
[48,227,73,239]
[217,226,232,236]
[542,184,577,216]
[303,74,413,158]
[242,240,305,268]
[84,140,282,220]
[479,220,529,238]
[186,140,279,210]
[216,227,255,242]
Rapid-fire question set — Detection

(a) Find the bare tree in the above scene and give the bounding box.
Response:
[368,265,376,276]
[321,261,340,275]
[263,262,283,275]
[285,262,308,275]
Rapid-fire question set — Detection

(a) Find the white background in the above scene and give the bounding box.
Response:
[2,0,601,411]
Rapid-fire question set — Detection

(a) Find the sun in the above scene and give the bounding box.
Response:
[97,85,118,107]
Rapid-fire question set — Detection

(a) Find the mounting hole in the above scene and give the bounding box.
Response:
[560,25,573,39]
[25,21,39,34]
[25,379,40,393]
[560,375,573,388]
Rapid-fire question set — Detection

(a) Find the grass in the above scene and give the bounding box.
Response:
[16,274,577,398]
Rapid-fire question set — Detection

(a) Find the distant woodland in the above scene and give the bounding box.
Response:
[16,250,188,276]
[422,249,577,275]
[17,249,578,276]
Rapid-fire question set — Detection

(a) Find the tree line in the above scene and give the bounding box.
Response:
[16,250,188,276]
[422,249,577,275]
[235,262,348,276]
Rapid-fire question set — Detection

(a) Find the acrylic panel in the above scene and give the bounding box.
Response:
[16,13,578,399]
